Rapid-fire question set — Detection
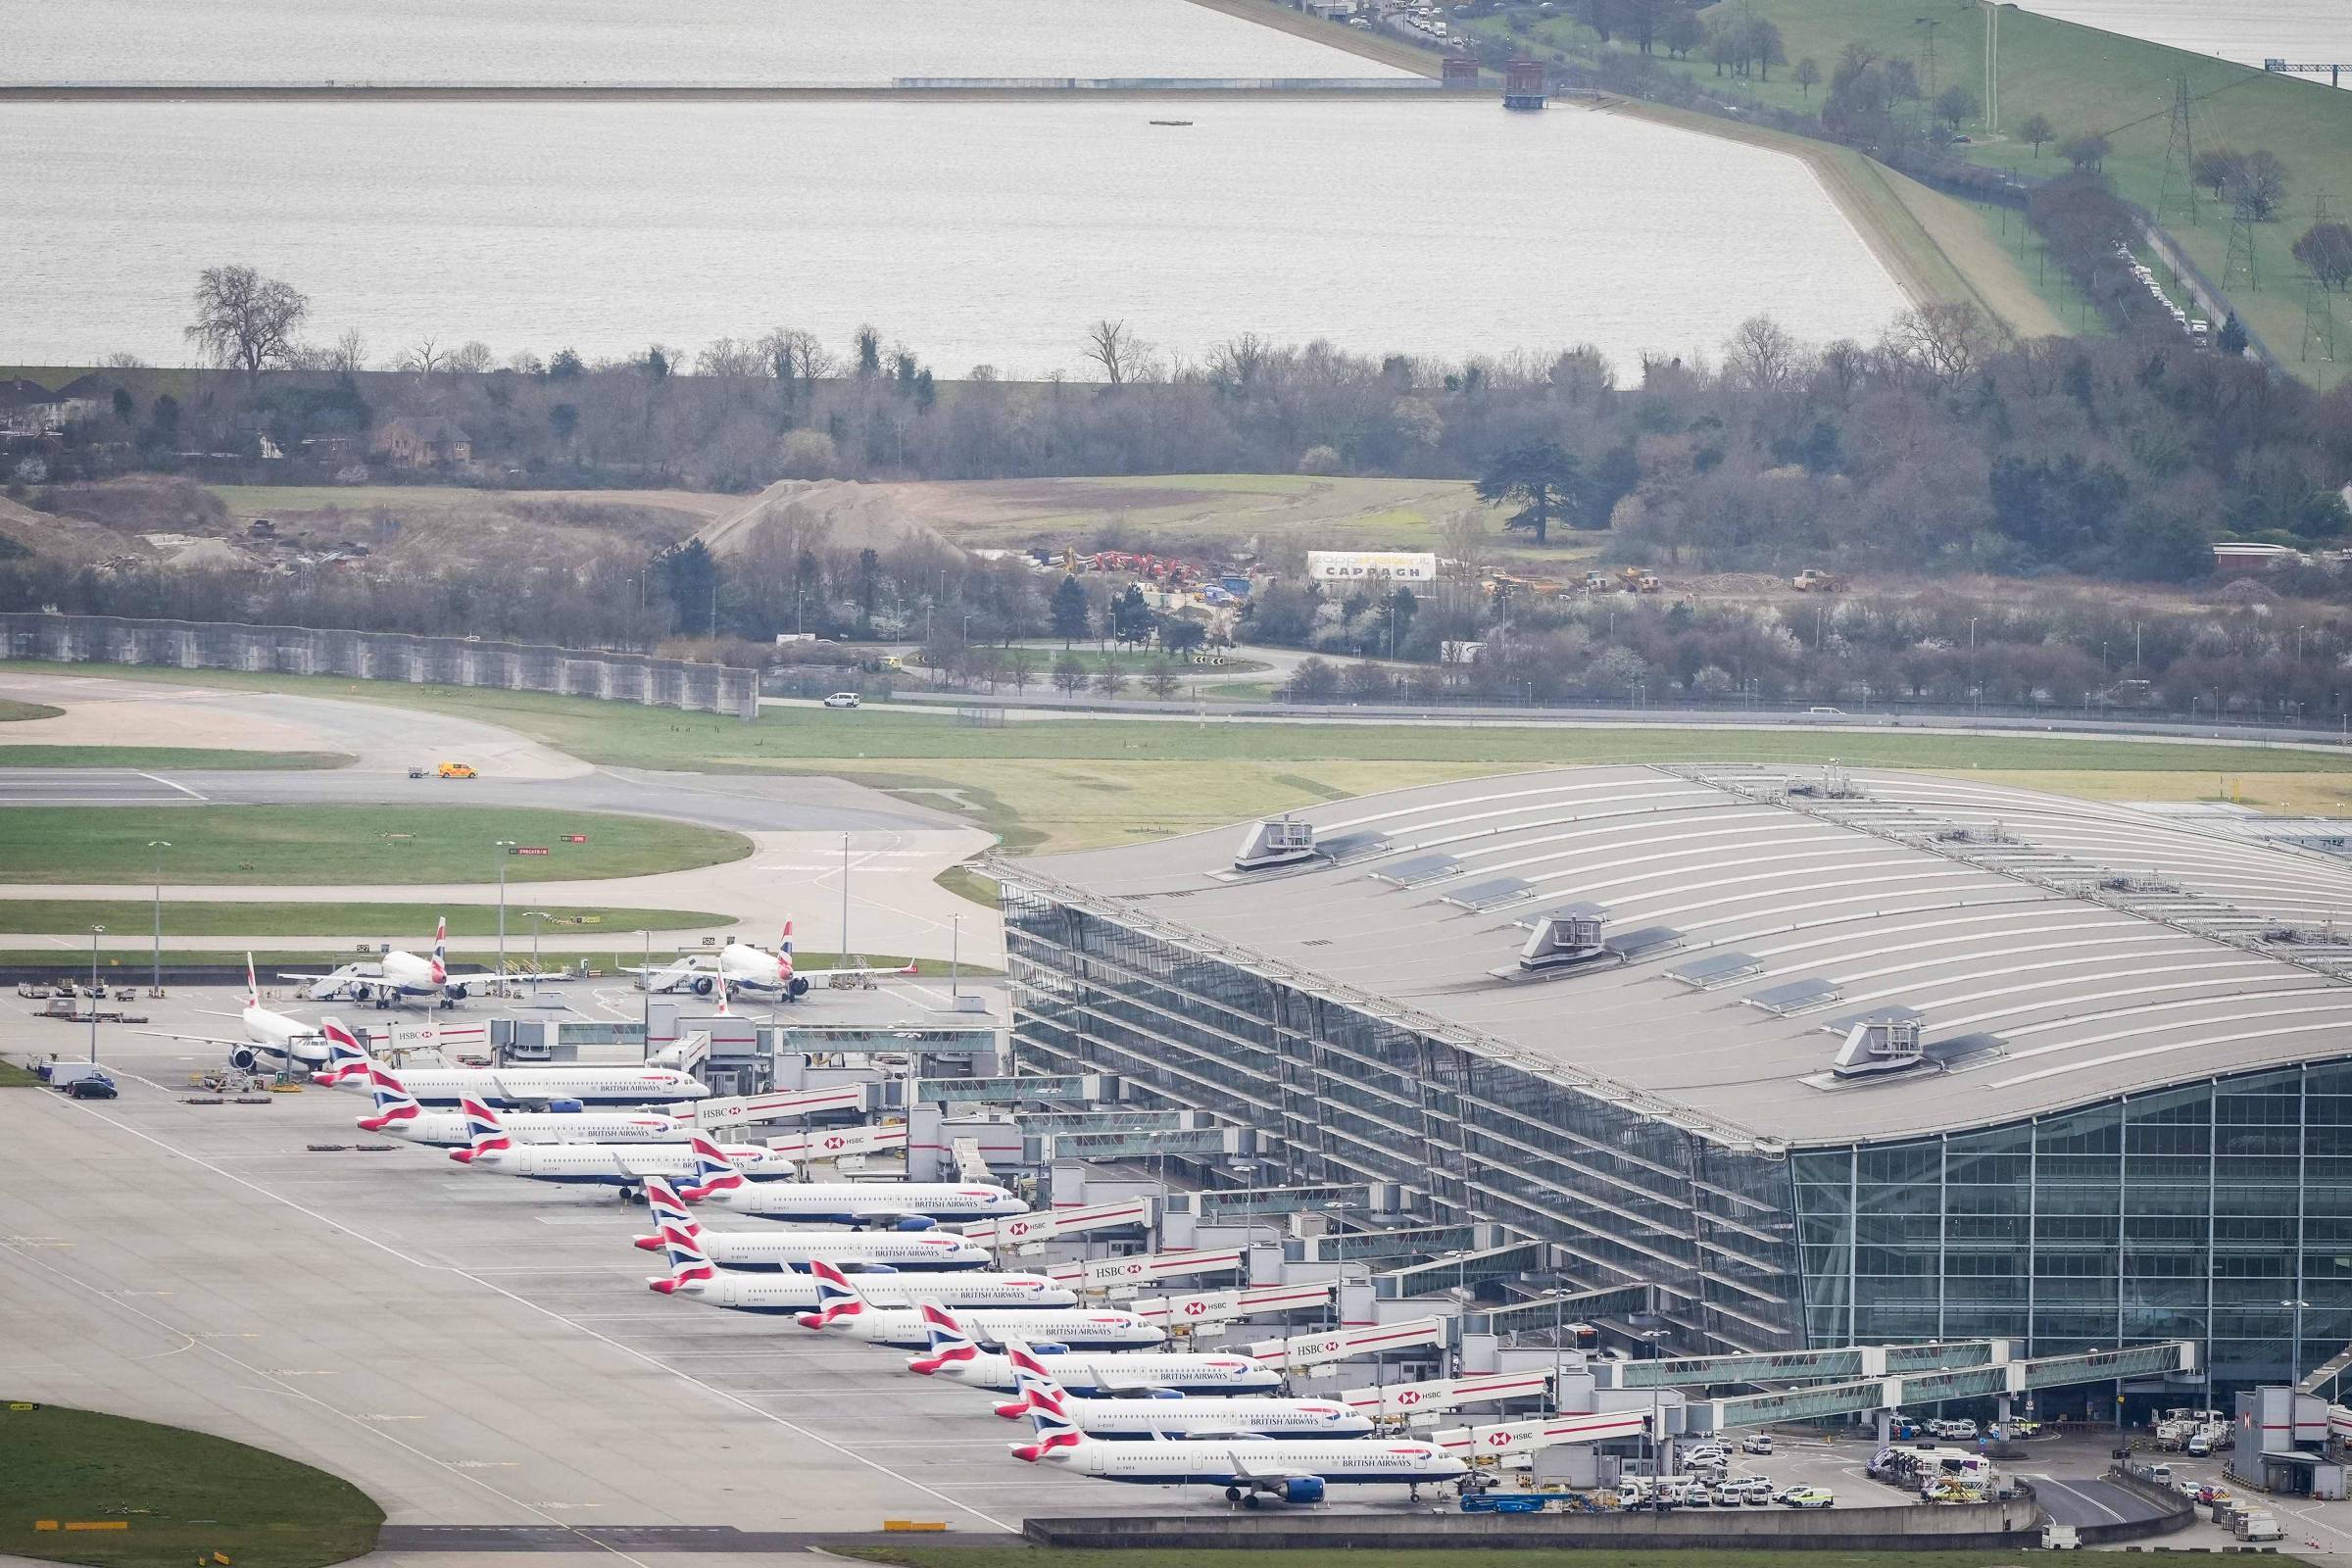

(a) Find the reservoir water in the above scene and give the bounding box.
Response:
[2018,0,2352,86]
[0,0,1404,85]
[1,98,1909,376]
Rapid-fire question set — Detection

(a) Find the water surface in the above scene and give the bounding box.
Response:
[2019,0,2352,86]
[0,0,1404,85]
[2,99,1908,375]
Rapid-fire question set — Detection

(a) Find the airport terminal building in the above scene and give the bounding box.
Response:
[1002,765,2352,1399]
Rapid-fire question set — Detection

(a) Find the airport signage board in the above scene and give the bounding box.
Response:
[1305,550,1437,583]
[563,834,588,843]
[514,846,550,856]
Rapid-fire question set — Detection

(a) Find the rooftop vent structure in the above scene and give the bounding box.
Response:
[1789,761,1865,800]
[1233,816,1317,871]
[1831,1013,1925,1078]
[1518,907,1609,972]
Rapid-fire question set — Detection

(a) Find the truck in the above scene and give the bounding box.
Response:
[1618,567,1661,594]
[35,1060,116,1092]
[2235,1512,2283,1543]
[1792,568,1849,592]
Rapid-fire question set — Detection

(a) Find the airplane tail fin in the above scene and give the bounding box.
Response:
[906,1301,983,1375]
[1001,1335,1071,1416]
[650,1215,716,1294]
[450,1095,513,1163]
[430,915,448,985]
[679,1132,743,1199]
[1010,1385,1086,1462]
[311,1017,372,1086]
[357,1062,423,1130]
[795,1257,867,1330]
[638,1175,702,1248]
[245,952,261,1010]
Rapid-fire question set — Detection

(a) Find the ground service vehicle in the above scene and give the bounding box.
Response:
[437,761,476,778]
[1792,568,1848,592]
[823,692,860,709]
[1741,1434,1774,1455]
[1779,1486,1835,1508]
[2237,1512,2283,1543]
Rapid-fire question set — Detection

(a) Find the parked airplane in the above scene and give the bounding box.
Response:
[795,1260,1161,1349]
[644,1212,1076,1309]
[1008,1396,1466,1504]
[312,1022,710,1105]
[621,919,915,997]
[996,1337,1371,1440]
[282,916,470,1008]
[449,1098,799,1187]
[674,1132,1027,1225]
[906,1302,1282,1394]
[359,1064,692,1144]
[631,1178,995,1270]
[139,954,324,1071]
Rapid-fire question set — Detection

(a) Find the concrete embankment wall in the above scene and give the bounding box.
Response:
[0,612,759,718]
[2082,1469,2198,1545]
[1026,1493,2042,1550]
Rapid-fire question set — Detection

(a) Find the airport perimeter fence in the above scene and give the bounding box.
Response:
[0,612,760,718]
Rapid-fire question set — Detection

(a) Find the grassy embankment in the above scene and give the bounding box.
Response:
[0,805,749,885]
[0,747,353,769]
[1666,0,2349,383]
[7,662,2346,857]
[0,901,730,937]
[0,1056,39,1085]
[847,1550,2090,1568]
[0,1403,381,1568]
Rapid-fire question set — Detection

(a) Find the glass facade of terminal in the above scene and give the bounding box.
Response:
[1007,883,2352,1389]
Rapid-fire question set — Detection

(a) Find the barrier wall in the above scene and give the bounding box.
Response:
[1025,1492,2042,1550]
[0,613,759,718]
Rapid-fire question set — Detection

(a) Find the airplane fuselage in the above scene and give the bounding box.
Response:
[920,1350,1281,1395]
[328,1066,709,1105]
[369,1108,686,1145]
[455,1142,796,1183]
[1013,1396,1373,1440]
[661,1271,1076,1310]
[633,1229,991,1270]
[823,1308,1161,1350]
[696,1182,1023,1223]
[1027,1438,1466,1487]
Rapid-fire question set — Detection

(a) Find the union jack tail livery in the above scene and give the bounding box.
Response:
[907,1301,982,1376]
[635,1176,703,1251]
[995,1336,1068,1417]
[451,1095,513,1162]
[779,919,795,975]
[651,1221,717,1295]
[312,1017,371,1085]
[1009,1388,1086,1461]
[245,951,262,1010]
[429,916,448,986]
[358,1062,423,1130]
[679,1132,744,1199]
[795,1257,867,1330]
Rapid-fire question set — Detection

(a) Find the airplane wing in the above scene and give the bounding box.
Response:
[134,1029,260,1049]
[811,961,921,980]
[274,970,341,983]
[1227,1452,1305,1483]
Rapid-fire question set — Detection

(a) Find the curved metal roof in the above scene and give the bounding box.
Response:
[1011,765,2352,1144]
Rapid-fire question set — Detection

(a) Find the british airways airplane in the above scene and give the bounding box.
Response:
[795,1259,1160,1349]
[631,1179,995,1270]
[993,1336,1371,1440]
[312,1020,709,1106]
[906,1302,1281,1395]
[643,1206,1075,1311]
[672,1132,1027,1227]
[448,1098,799,1187]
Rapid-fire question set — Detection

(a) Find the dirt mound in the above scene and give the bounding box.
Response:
[695,479,956,558]
[0,492,154,566]
[35,476,227,531]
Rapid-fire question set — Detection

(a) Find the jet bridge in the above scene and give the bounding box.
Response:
[1680,1341,2197,1432]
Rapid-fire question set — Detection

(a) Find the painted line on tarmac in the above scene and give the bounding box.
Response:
[39,1091,1018,1537]
[137,771,207,800]
[2026,1475,2126,1523]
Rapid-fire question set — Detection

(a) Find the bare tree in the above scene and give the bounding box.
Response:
[401,336,447,376]
[696,337,764,378]
[447,340,494,374]
[1723,316,1801,392]
[325,328,369,372]
[757,327,835,387]
[1083,318,1150,385]
[1886,302,1994,381]
[184,265,309,378]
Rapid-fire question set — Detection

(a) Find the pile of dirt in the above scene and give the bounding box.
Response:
[34,476,226,531]
[0,491,154,566]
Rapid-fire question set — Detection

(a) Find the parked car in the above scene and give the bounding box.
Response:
[1778,1486,1836,1509]
[69,1075,120,1100]
[822,692,861,710]
[1742,1477,1777,1505]
[2186,1433,2212,1457]
[1681,1443,1730,1468]
[1740,1434,1775,1455]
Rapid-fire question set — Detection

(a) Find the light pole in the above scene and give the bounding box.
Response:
[2285,1298,2311,1386]
[494,841,517,990]
[521,910,551,976]
[950,913,961,999]
[636,928,652,1053]
[146,840,170,993]
[839,832,852,963]
[88,924,104,1062]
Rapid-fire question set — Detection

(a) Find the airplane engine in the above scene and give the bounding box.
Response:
[786,976,810,1000]
[1280,1478,1326,1504]
[228,1046,261,1071]
[891,1216,939,1232]
[691,975,716,996]
[1028,1341,1070,1355]
[445,982,469,1001]
[545,1098,584,1113]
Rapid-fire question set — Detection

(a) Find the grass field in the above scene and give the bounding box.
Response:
[0,901,733,937]
[11,662,2348,854]
[1,700,66,721]
[0,805,750,886]
[0,1403,381,1568]
[0,1056,38,1086]
[843,1549,2083,1568]
[0,747,353,770]
[1645,0,2352,384]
